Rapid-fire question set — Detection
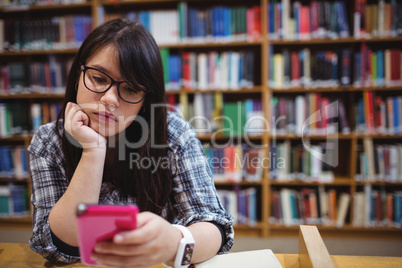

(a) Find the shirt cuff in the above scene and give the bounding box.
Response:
[208,221,226,251]
[50,228,80,257]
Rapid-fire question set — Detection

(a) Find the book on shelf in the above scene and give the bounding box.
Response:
[0,146,28,179]
[355,138,402,183]
[217,187,257,226]
[203,144,264,183]
[0,183,29,218]
[101,4,261,45]
[0,102,61,138]
[269,141,335,183]
[180,95,263,137]
[354,0,402,39]
[352,185,402,228]
[0,56,72,95]
[269,48,352,89]
[0,103,30,137]
[267,0,350,40]
[270,186,350,227]
[0,16,92,51]
[355,94,402,135]
[354,45,402,88]
[270,94,350,136]
[160,48,255,91]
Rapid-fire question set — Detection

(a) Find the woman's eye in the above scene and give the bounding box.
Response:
[92,76,108,84]
[124,86,139,94]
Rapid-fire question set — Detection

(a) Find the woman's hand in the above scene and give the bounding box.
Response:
[64,102,106,149]
[91,212,182,268]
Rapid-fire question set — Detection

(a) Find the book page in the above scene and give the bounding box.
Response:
[196,249,282,268]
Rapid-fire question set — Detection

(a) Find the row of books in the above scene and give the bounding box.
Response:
[0,16,92,51]
[268,48,352,89]
[217,188,257,226]
[269,46,402,90]
[203,145,263,183]
[354,0,402,39]
[0,183,30,218]
[160,49,255,91]
[101,4,261,44]
[0,57,72,94]
[354,46,402,88]
[269,141,336,183]
[0,0,86,8]
[270,94,350,136]
[0,102,61,137]
[356,139,402,183]
[353,185,402,227]
[270,186,350,228]
[355,93,402,135]
[268,0,350,40]
[168,94,264,136]
[0,146,28,179]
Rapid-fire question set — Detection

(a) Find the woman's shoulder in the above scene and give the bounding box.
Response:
[28,120,63,158]
[166,112,198,149]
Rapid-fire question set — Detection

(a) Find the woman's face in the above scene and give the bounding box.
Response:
[76,45,144,137]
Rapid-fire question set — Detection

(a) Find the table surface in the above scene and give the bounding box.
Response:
[1,242,401,268]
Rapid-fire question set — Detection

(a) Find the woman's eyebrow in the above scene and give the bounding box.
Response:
[87,64,110,74]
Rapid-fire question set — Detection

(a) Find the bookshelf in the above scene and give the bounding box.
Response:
[0,0,401,239]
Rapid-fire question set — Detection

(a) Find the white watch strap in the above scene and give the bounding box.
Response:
[171,224,195,268]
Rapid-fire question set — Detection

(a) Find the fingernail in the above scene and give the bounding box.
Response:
[114,234,124,242]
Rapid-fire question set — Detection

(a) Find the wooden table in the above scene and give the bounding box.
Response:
[1,243,401,267]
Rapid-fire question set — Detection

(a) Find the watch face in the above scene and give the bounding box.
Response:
[181,243,195,265]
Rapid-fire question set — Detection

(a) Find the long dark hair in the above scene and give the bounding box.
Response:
[56,19,173,215]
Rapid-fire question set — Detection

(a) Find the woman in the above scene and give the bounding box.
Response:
[28,19,234,267]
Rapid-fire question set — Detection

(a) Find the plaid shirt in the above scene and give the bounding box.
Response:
[28,112,234,263]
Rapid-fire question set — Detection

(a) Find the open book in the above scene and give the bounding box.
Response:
[195,249,282,268]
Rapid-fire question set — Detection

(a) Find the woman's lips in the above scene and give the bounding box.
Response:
[94,112,117,123]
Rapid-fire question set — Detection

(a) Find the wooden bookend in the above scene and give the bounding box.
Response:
[298,225,335,268]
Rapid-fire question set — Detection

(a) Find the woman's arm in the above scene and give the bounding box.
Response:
[187,222,222,263]
[49,102,107,246]
[90,213,222,267]
[48,148,106,246]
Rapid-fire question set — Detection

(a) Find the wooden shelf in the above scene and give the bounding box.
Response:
[0,178,29,183]
[0,93,65,99]
[270,133,353,140]
[271,85,402,92]
[354,181,402,186]
[269,37,356,45]
[0,216,32,224]
[214,180,263,186]
[0,49,78,56]
[197,133,263,140]
[166,86,263,95]
[0,135,32,142]
[270,178,351,186]
[354,134,402,139]
[101,0,181,6]
[0,2,91,12]
[269,224,402,232]
[159,40,262,49]
[268,36,402,45]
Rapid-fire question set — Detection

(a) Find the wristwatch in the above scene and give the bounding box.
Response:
[163,224,195,268]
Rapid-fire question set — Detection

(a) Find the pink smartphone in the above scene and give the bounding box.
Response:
[76,203,139,265]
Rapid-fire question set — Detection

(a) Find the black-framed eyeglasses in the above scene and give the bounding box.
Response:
[80,65,147,104]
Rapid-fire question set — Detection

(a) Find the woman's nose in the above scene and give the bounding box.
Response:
[100,83,120,108]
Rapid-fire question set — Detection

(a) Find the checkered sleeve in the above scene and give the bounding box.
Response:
[28,123,80,263]
[167,113,234,253]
